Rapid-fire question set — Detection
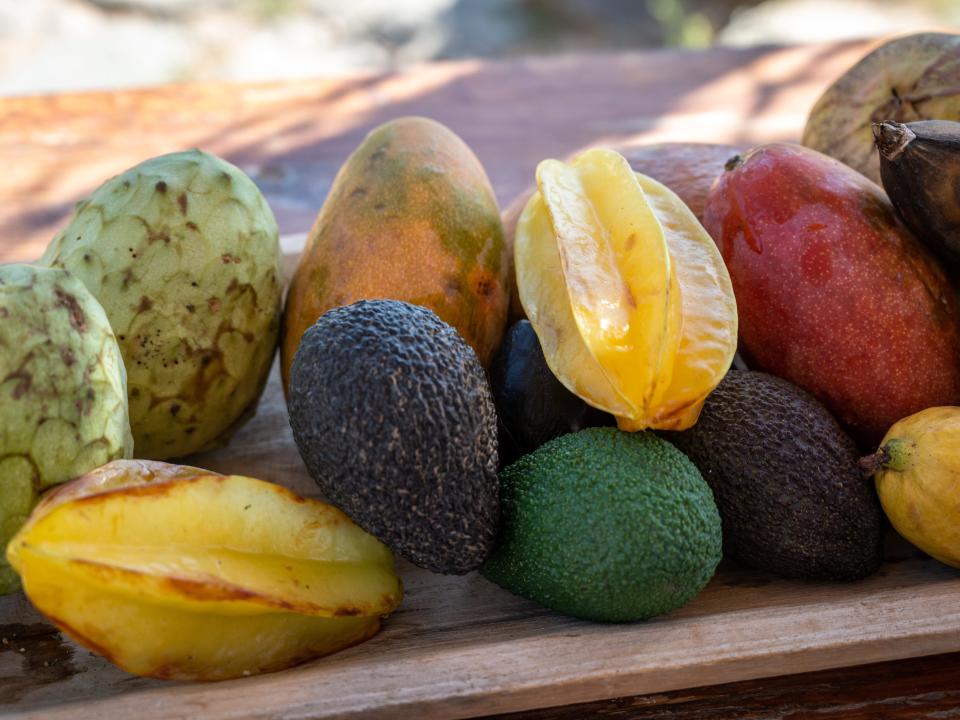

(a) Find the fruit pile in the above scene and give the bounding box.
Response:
[4,31,960,682]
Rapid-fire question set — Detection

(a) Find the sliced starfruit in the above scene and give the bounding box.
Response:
[6,460,402,681]
[516,148,737,431]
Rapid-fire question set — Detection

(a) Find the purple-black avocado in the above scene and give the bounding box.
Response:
[287,299,499,575]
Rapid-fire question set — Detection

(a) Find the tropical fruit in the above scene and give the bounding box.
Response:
[482,427,722,622]
[503,141,742,322]
[491,320,611,467]
[282,116,508,389]
[803,32,960,184]
[42,149,282,460]
[666,371,883,581]
[515,148,737,432]
[704,142,960,447]
[0,264,132,594]
[6,460,402,680]
[875,120,960,268]
[288,300,499,575]
[862,406,960,569]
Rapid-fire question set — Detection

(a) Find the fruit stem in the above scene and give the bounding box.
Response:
[873,122,915,161]
[724,154,742,172]
[858,447,890,476]
[859,439,911,475]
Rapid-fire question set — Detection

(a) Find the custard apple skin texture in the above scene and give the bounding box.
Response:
[42,150,282,460]
[0,264,133,594]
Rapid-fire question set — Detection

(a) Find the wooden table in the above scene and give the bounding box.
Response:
[4,39,960,718]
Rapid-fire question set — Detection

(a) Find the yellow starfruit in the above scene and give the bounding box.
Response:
[515,148,737,431]
[6,460,403,681]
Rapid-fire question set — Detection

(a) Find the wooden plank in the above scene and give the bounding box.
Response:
[481,652,960,719]
[3,355,960,719]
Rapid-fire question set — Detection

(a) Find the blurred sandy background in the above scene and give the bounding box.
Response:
[1,0,958,96]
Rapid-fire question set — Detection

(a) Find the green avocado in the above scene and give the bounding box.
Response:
[481,427,721,622]
[664,371,883,581]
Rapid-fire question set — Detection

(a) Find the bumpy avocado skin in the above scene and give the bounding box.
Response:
[42,149,282,460]
[665,371,883,581]
[481,427,721,622]
[287,299,498,575]
[0,264,133,593]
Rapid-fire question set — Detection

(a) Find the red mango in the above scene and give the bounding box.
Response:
[703,143,960,447]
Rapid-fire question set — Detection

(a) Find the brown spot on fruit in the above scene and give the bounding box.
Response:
[185,304,195,313]
[11,373,32,399]
[54,289,87,332]
[170,403,180,416]
[60,348,76,367]
[333,605,365,617]
[137,296,154,313]
[208,298,221,313]
[185,221,198,231]
[178,193,188,215]
[625,233,637,252]
[0,307,7,318]
[155,181,167,194]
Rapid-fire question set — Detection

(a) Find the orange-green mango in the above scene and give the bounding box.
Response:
[282,117,508,390]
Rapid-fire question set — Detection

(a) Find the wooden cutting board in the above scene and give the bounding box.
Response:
[3,233,960,720]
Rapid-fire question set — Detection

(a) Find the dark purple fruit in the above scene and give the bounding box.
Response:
[491,320,611,467]
[875,120,960,268]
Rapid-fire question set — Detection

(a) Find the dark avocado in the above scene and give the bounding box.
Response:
[287,299,498,575]
[663,371,883,581]
[491,320,612,467]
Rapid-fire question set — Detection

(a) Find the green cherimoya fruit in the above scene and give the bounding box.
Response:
[481,427,721,622]
[42,149,282,459]
[0,264,132,593]
[288,299,499,575]
[665,371,883,581]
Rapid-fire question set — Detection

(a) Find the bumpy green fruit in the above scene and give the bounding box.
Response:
[43,150,282,459]
[482,428,721,622]
[0,264,132,593]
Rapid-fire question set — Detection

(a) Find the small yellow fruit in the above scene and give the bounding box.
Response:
[6,460,402,680]
[864,406,960,567]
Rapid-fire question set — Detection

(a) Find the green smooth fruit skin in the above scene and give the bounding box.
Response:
[481,427,721,622]
[42,150,282,459]
[0,264,133,593]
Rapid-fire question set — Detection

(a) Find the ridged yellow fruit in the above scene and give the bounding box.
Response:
[864,406,960,567]
[515,148,737,431]
[6,460,402,680]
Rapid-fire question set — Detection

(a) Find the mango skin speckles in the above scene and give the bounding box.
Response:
[704,143,960,447]
[42,150,282,460]
[282,117,508,391]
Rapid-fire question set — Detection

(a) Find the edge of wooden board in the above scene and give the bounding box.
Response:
[15,574,960,720]
[12,233,960,720]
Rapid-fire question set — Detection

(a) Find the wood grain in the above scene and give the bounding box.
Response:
[481,652,960,719]
[4,38,955,720]
[3,356,960,719]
